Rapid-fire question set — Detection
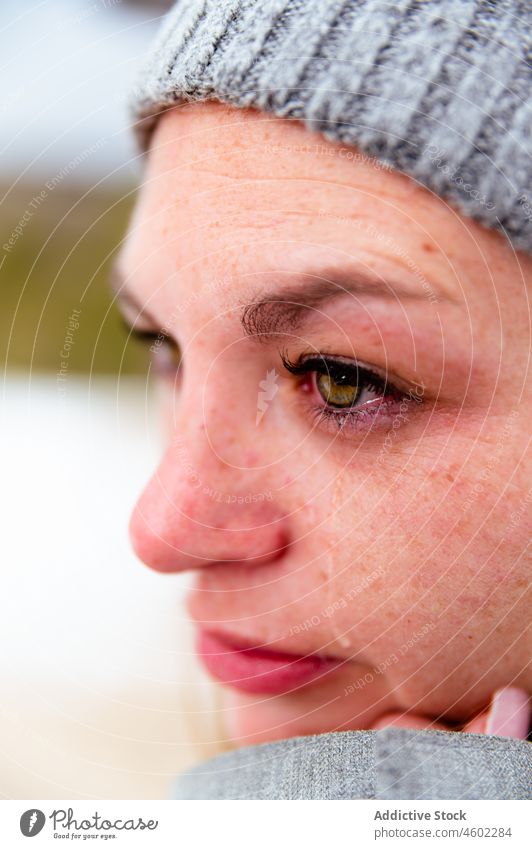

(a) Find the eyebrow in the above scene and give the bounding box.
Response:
[240,268,449,342]
[110,263,451,336]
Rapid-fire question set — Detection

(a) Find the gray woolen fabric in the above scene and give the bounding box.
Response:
[174,731,376,800]
[172,729,532,800]
[130,0,532,254]
[375,728,532,799]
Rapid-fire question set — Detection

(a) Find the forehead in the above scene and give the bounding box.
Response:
[148,100,414,190]
[138,101,442,234]
[121,102,502,312]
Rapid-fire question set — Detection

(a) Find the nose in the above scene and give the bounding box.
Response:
[129,437,290,573]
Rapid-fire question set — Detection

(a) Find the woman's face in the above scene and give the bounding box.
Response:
[118,102,531,746]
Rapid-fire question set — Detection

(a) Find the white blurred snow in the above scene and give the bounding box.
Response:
[0,374,223,798]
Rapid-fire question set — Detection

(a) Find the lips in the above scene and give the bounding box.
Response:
[195,628,345,694]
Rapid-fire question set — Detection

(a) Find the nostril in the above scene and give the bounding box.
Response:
[265,525,292,565]
[215,526,290,566]
[128,454,292,573]
[187,526,292,579]
[129,502,292,573]
[213,522,291,565]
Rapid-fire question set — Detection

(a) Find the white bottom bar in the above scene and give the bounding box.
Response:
[0,799,529,849]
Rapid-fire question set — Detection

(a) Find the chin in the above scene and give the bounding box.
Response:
[218,673,395,747]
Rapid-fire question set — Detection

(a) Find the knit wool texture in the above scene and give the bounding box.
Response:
[131,0,532,254]
[172,728,532,799]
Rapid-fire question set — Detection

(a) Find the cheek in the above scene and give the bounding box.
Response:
[309,457,529,646]
[322,466,530,703]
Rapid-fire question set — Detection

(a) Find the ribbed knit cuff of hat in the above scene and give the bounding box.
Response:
[131,0,532,254]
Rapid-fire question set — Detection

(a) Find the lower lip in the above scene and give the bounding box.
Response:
[195,629,344,695]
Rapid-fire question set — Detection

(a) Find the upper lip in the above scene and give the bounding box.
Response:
[198,626,346,664]
[185,591,349,662]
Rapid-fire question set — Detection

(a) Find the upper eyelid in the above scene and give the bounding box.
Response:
[280,350,423,398]
[126,326,161,342]
[280,351,387,382]
[121,317,176,345]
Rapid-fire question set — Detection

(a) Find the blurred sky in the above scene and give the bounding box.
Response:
[1,0,169,186]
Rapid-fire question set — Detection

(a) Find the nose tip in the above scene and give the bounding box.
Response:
[129,473,291,574]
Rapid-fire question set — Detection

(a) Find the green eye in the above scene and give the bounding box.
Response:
[316,372,360,408]
[281,350,420,434]
[281,352,391,414]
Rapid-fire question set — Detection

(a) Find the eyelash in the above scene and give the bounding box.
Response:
[127,325,182,379]
[280,351,419,434]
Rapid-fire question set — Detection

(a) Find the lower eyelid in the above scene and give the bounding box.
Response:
[296,375,422,437]
[315,397,399,423]
[308,401,418,440]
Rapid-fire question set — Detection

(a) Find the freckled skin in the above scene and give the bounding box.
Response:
[122,103,531,746]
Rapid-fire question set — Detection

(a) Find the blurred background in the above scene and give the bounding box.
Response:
[1,0,224,799]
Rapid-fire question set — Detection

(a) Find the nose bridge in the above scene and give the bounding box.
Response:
[166,430,277,530]
[130,421,290,573]
[172,348,281,503]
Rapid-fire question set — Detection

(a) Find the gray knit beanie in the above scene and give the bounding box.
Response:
[131,0,532,254]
